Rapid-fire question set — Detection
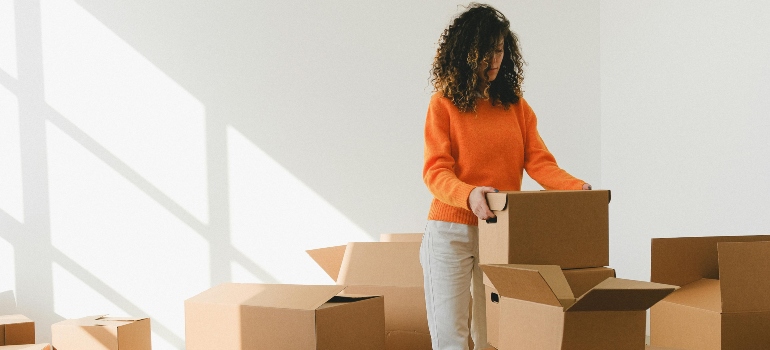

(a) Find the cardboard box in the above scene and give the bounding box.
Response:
[379,233,423,242]
[480,190,610,269]
[51,315,150,350]
[650,236,770,350]
[0,315,34,346]
[0,344,51,350]
[185,283,384,350]
[485,267,616,349]
[482,264,676,350]
[307,242,430,349]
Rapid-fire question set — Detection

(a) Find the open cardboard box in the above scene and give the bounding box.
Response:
[650,236,770,350]
[485,267,617,349]
[0,315,34,346]
[482,264,676,350]
[0,345,51,350]
[480,190,610,269]
[379,233,422,243]
[307,242,430,350]
[185,283,384,350]
[52,315,150,350]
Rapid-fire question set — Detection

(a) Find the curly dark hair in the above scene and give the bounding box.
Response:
[431,3,525,113]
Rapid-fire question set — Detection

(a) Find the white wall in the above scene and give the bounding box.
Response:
[6,0,770,348]
[601,0,770,281]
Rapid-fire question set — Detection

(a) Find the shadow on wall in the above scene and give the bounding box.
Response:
[1,0,433,348]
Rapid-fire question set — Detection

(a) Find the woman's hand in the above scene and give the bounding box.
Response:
[468,186,498,220]
[582,183,592,190]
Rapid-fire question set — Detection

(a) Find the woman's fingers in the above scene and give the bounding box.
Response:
[469,186,498,220]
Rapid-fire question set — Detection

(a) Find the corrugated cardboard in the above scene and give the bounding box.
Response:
[51,315,150,350]
[650,238,770,350]
[307,242,430,349]
[483,264,676,350]
[485,267,615,349]
[0,344,52,350]
[185,283,385,350]
[379,233,423,242]
[479,190,610,269]
[0,315,34,346]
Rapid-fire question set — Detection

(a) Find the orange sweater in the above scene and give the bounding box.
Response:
[423,93,586,226]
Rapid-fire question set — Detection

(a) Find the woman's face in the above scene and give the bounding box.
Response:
[478,37,505,83]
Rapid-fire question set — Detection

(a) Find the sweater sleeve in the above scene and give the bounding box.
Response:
[521,100,586,190]
[423,97,476,210]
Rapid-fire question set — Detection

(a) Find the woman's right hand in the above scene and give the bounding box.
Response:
[468,186,498,221]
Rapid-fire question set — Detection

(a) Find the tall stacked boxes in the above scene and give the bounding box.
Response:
[51,316,151,350]
[650,235,770,350]
[307,242,431,350]
[185,283,385,350]
[0,315,34,346]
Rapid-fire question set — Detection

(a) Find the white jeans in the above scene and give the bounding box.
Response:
[420,220,487,350]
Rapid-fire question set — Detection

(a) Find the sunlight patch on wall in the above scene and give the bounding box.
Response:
[0,0,17,79]
[0,83,23,222]
[46,120,210,342]
[40,0,209,224]
[52,261,131,318]
[227,126,370,285]
[230,261,266,284]
[0,236,14,293]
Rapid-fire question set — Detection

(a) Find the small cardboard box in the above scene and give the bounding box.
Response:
[480,190,611,269]
[0,344,52,350]
[650,236,770,350]
[0,315,34,346]
[51,315,150,350]
[185,283,385,350]
[379,233,422,243]
[307,242,430,350]
[482,264,676,350]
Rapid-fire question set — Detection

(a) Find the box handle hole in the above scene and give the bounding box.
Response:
[491,293,499,303]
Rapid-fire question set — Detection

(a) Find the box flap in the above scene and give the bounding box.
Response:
[480,264,572,307]
[651,235,770,286]
[53,315,146,327]
[566,278,677,311]
[718,241,770,312]
[659,278,721,312]
[337,242,423,287]
[306,245,347,281]
[186,283,345,311]
[0,314,33,325]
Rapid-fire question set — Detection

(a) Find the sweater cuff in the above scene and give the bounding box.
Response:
[453,182,477,210]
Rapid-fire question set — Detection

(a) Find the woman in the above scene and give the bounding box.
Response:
[420,3,591,350]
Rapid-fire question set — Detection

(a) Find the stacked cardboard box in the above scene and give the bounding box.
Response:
[0,315,34,346]
[307,242,430,350]
[51,315,151,350]
[185,283,385,350]
[0,345,52,350]
[479,190,677,350]
[650,235,770,350]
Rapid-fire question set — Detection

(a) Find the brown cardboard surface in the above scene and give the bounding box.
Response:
[650,299,721,350]
[499,298,564,350]
[315,296,385,350]
[567,278,677,312]
[717,241,770,312]
[185,283,384,350]
[480,264,565,307]
[51,316,150,350]
[650,235,770,286]
[721,310,770,349]
[0,315,34,346]
[338,242,423,287]
[379,233,423,242]
[306,245,346,281]
[342,285,426,333]
[384,330,431,350]
[485,285,500,349]
[562,267,615,297]
[480,190,610,269]
[0,345,52,350]
[659,278,721,312]
[562,310,646,350]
